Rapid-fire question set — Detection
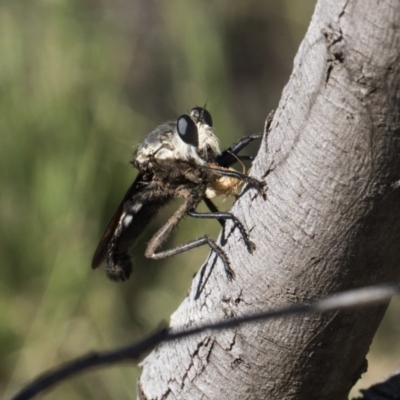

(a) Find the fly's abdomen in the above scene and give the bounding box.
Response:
[106,197,169,281]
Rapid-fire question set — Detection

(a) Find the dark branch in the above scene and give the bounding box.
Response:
[10,283,400,400]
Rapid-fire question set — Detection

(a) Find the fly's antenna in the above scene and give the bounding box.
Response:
[227,150,247,175]
[201,101,208,121]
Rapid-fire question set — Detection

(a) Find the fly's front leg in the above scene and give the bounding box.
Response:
[145,198,235,280]
[227,133,263,155]
[214,133,263,167]
[187,209,255,253]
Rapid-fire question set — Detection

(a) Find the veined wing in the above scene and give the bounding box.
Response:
[91,171,173,281]
[91,172,147,270]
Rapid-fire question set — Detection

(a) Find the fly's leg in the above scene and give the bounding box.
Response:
[145,198,235,280]
[214,133,263,167]
[187,209,256,253]
[203,198,225,228]
[148,235,235,280]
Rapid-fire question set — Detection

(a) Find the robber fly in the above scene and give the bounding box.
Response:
[92,107,265,281]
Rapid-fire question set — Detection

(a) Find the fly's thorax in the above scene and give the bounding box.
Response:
[133,121,206,169]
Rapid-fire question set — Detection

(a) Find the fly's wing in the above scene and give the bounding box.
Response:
[92,172,172,281]
[91,173,146,270]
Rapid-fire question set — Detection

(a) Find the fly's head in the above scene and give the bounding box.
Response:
[133,107,220,170]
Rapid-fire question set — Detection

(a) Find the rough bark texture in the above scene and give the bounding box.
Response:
[139,1,400,399]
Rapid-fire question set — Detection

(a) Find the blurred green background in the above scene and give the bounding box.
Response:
[0,1,398,399]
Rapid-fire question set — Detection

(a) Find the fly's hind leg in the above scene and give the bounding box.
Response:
[145,198,235,280]
[187,209,256,253]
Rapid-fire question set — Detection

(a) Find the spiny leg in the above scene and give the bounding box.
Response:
[148,235,235,280]
[145,197,235,280]
[203,197,225,228]
[187,209,255,253]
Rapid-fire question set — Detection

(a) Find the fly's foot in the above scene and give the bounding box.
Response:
[245,239,256,254]
[225,264,236,281]
[246,177,267,200]
[228,214,256,254]
[206,237,236,280]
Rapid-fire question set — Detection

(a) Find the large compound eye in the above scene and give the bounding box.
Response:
[177,114,199,147]
[190,107,213,127]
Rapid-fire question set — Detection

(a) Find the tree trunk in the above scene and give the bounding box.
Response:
[139,1,400,399]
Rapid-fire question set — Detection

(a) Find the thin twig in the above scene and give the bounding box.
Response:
[10,283,400,400]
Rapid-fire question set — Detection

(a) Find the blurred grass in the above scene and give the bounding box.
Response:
[0,1,398,399]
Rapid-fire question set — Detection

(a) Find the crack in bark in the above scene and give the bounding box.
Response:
[323,24,345,84]
[180,337,215,390]
[323,1,351,85]
[339,0,350,19]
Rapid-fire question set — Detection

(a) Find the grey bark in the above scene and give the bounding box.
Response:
[139,1,400,399]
